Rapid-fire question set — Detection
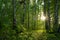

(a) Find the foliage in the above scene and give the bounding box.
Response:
[0,0,60,40]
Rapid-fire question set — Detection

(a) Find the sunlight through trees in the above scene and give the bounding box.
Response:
[0,0,60,40]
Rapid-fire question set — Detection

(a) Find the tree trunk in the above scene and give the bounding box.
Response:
[53,0,59,33]
[12,0,16,30]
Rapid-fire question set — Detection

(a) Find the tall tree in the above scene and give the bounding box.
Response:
[47,0,51,33]
[44,0,49,33]
[12,0,16,30]
[0,1,2,29]
[53,0,59,33]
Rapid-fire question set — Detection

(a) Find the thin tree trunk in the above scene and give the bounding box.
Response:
[22,0,25,24]
[44,0,51,33]
[47,0,51,33]
[44,0,48,33]
[12,0,16,30]
[34,1,36,30]
[0,1,3,29]
[27,1,30,29]
[0,4,1,29]
[53,0,59,33]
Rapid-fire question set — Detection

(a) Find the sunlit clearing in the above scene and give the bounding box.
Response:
[38,12,46,21]
[59,19,60,24]
[38,14,40,20]
[42,2,44,5]
[36,0,38,4]
[51,18,52,21]
[59,22,60,24]
[41,12,46,21]
[30,0,33,5]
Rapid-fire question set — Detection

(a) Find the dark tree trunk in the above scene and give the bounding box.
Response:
[12,0,16,30]
[27,0,29,29]
[47,0,51,33]
[0,9,2,29]
[44,0,50,33]
[22,0,25,24]
[53,0,59,33]
[0,1,3,29]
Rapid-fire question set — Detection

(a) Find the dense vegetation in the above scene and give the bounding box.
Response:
[0,0,60,40]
